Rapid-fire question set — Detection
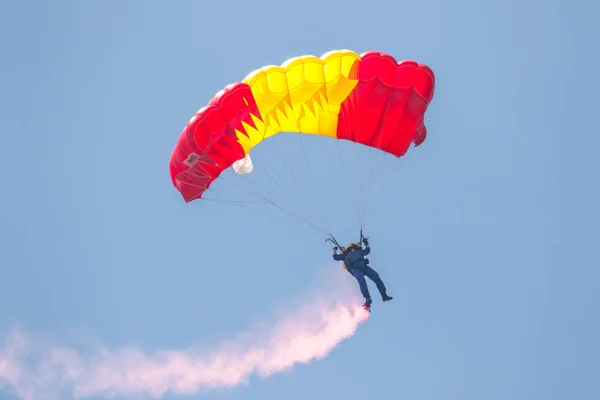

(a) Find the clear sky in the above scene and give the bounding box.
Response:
[1,0,599,399]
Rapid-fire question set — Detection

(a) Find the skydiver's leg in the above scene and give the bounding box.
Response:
[365,266,393,301]
[350,268,371,302]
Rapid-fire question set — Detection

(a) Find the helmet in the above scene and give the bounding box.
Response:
[347,243,359,251]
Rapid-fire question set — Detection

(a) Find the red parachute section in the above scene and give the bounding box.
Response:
[169,83,261,202]
[336,51,435,157]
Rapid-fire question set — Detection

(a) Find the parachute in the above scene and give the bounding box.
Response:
[170,50,434,199]
[169,49,435,234]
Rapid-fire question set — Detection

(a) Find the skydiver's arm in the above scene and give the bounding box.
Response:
[361,237,370,255]
[333,253,346,261]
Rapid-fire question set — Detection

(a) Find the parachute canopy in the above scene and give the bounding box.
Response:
[169,49,435,202]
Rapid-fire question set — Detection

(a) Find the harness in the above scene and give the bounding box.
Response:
[346,249,368,271]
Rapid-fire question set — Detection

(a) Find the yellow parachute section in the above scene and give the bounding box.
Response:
[234,49,361,154]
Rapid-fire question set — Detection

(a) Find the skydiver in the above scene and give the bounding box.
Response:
[332,238,393,310]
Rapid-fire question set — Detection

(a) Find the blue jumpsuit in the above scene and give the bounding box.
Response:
[333,246,388,301]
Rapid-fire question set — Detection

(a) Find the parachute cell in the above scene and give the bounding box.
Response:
[169,49,435,202]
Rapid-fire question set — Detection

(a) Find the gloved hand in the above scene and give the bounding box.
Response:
[363,238,369,246]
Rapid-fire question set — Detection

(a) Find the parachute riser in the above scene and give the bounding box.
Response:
[360,228,369,245]
[326,229,368,250]
[325,235,342,249]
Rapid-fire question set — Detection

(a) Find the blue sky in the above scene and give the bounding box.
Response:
[1,0,599,399]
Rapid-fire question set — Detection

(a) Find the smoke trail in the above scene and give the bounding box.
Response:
[0,269,369,400]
